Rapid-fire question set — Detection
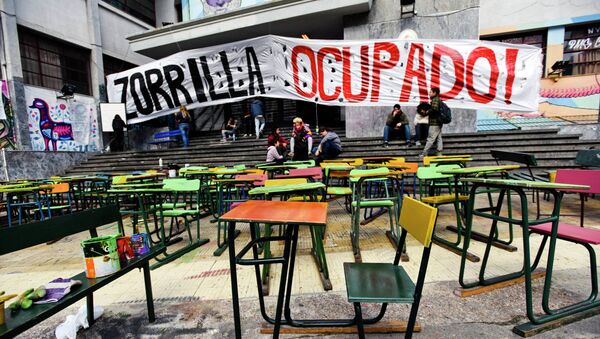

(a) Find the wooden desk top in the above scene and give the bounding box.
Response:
[220,200,328,226]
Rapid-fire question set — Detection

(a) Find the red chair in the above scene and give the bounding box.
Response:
[273,167,323,181]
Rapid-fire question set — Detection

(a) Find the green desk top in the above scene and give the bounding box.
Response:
[440,165,520,176]
[0,185,52,193]
[249,182,325,195]
[320,163,354,171]
[461,178,590,190]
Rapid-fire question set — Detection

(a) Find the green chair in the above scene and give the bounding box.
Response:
[154,178,209,268]
[349,167,402,262]
[344,196,438,338]
[322,164,354,212]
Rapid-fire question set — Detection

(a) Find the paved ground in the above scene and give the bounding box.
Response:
[2,192,600,338]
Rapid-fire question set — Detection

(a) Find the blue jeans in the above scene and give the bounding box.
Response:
[179,123,190,147]
[315,140,341,164]
[383,125,410,143]
[415,123,429,143]
[222,128,236,141]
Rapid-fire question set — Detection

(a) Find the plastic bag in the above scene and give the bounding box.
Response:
[55,305,104,339]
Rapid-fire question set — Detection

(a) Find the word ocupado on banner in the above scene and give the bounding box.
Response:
[107,35,542,124]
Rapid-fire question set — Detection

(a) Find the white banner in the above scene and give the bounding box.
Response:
[107,35,543,124]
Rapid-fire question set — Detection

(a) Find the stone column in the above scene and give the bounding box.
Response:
[87,0,106,150]
[343,0,481,137]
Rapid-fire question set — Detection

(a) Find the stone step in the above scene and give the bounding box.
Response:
[93,131,583,159]
[84,139,596,164]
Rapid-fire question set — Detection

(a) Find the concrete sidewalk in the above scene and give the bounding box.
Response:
[2,192,600,338]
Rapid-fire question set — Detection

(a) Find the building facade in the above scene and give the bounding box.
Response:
[126,0,481,138]
[0,0,155,153]
[479,0,600,137]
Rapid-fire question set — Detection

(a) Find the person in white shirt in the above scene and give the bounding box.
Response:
[414,102,431,146]
[266,139,284,163]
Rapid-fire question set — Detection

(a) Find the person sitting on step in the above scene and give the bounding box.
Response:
[289,117,313,161]
[383,104,412,148]
[266,139,285,163]
[267,126,288,157]
[221,117,237,142]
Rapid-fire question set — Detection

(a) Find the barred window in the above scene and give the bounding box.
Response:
[19,27,91,95]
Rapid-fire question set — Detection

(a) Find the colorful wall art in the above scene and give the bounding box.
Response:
[0,81,16,150]
[182,0,275,21]
[26,86,100,152]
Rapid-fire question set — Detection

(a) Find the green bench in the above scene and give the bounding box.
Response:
[0,205,163,337]
[575,149,600,168]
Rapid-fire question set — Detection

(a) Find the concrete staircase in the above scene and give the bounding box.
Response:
[66,128,600,175]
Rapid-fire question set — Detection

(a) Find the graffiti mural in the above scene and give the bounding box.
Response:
[477,74,600,130]
[26,86,99,152]
[182,0,275,20]
[0,81,16,149]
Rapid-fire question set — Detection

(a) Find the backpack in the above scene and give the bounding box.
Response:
[439,101,452,124]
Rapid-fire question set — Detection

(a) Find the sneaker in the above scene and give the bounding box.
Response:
[221,139,227,143]
[418,154,424,161]
[383,143,390,148]
[288,152,294,158]
[406,142,412,147]
[416,141,421,146]
[436,152,443,156]
[243,134,248,137]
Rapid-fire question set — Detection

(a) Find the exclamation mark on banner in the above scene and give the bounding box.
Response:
[504,49,519,104]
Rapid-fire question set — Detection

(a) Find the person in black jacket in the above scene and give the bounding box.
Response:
[111,115,126,152]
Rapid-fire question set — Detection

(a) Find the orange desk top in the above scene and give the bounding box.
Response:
[220,200,328,226]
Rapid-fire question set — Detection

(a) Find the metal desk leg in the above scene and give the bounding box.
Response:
[227,221,242,339]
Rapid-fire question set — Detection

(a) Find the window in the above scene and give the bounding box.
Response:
[103,54,136,80]
[102,0,155,26]
[563,23,600,76]
[483,32,546,76]
[19,27,91,95]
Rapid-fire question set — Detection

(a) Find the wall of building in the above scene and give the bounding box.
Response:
[343,0,480,138]
[480,0,600,36]
[0,150,90,181]
[99,2,155,66]
[15,0,91,48]
[478,1,600,138]
[156,0,180,27]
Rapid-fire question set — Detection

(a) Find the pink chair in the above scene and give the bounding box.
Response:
[273,167,323,181]
[552,169,600,227]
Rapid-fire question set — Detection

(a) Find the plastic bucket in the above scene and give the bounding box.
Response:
[81,235,121,278]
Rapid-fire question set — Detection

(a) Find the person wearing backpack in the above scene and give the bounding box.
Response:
[419,87,450,160]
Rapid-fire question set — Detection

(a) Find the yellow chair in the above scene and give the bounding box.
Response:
[344,196,438,338]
